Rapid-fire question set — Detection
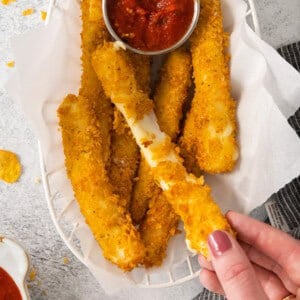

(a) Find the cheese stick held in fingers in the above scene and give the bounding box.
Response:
[92,43,233,257]
[58,95,145,270]
[131,49,191,224]
[140,48,192,267]
[180,0,239,174]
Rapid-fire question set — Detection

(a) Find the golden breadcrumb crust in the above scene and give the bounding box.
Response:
[109,124,140,208]
[140,193,179,267]
[131,51,192,267]
[92,43,233,257]
[180,0,239,174]
[109,55,150,207]
[79,0,113,167]
[58,95,145,270]
[92,43,153,121]
[130,157,161,223]
[154,48,192,140]
[0,150,21,183]
[153,161,234,257]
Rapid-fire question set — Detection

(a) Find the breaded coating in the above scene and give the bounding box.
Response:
[152,161,234,258]
[109,55,150,208]
[139,49,192,266]
[131,157,161,223]
[0,150,21,183]
[167,176,233,257]
[129,53,151,96]
[92,43,233,257]
[154,48,192,140]
[131,49,191,224]
[92,43,153,121]
[180,0,239,174]
[57,94,145,271]
[79,0,112,167]
[140,193,179,267]
[109,111,140,208]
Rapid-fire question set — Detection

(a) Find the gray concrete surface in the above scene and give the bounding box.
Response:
[0,0,299,299]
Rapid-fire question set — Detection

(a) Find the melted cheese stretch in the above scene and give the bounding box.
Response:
[131,48,191,223]
[92,43,233,256]
[136,49,191,267]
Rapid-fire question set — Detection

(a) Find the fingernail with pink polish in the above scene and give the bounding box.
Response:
[208,231,232,257]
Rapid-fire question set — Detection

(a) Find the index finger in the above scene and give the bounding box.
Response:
[227,211,300,284]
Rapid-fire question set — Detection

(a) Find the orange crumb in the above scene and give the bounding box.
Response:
[29,268,36,281]
[34,177,41,184]
[63,257,69,264]
[113,110,128,134]
[141,139,153,148]
[1,0,15,5]
[153,161,187,184]
[40,10,47,21]
[0,150,21,183]
[6,61,15,68]
[150,137,176,162]
[22,8,34,16]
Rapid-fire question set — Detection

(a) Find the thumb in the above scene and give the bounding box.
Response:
[208,231,267,300]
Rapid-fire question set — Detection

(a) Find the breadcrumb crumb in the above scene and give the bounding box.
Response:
[34,177,41,184]
[29,268,36,281]
[22,8,34,16]
[40,10,47,21]
[0,150,21,183]
[63,257,69,264]
[6,61,15,68]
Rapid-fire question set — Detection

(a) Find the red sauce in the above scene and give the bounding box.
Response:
[0,268,22,300]
[107,0,194,51]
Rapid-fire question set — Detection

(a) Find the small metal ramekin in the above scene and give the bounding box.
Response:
[102,0,200,56]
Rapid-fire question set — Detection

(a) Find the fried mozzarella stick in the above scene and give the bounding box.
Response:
[131,49,192,224]
[154,49,192,141]
[131,158,157,223]
[140,49,192,266]
[109,112,140,208]
[92,43,233,257]
[58,94,145,271]
[141,194,179,267]
[79,0,112,167]
[109,55,150,208]
[180,0,238,174]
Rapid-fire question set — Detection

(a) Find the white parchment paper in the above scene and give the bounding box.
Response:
[4,0,300,293]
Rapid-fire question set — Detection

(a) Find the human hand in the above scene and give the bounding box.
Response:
[199,211,300,300]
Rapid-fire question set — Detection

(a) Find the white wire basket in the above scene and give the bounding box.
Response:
[41,0,261,289]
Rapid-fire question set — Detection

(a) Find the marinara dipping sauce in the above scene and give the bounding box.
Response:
[0,267,22,300]
[107,0,194,51]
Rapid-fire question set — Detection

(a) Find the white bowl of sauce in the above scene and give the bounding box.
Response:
[0,237,30,300]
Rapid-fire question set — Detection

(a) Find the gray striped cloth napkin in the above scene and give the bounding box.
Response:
[193,41,300,300]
